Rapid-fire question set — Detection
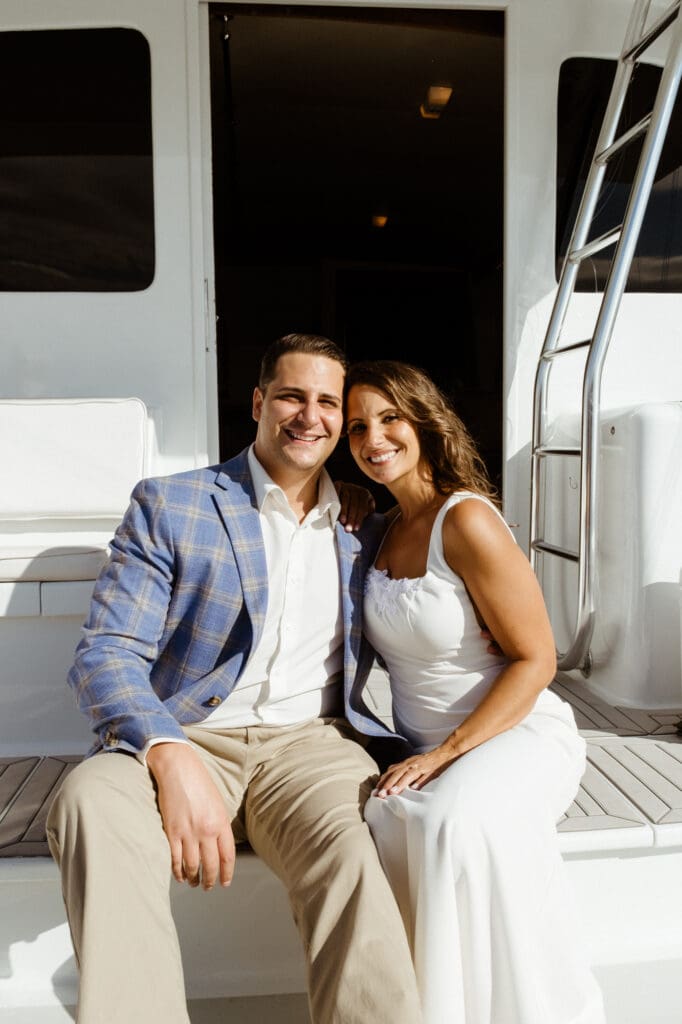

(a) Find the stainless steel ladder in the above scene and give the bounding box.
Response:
[529,0,682,673]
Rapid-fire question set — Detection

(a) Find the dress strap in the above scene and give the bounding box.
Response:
[427,492,514,576]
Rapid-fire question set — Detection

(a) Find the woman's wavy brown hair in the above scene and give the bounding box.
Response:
[345,360,499,505]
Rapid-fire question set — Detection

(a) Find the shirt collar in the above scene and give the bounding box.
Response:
[247,444,341,526]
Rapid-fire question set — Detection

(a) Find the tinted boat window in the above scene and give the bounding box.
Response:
[556,57,682,292]
[0,28,154,291]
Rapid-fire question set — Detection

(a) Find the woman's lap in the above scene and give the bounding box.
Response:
[366,710,585,836]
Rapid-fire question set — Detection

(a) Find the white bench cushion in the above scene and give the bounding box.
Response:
[0,540,110,582]
[0,398,148,519]
[0,398,148,593]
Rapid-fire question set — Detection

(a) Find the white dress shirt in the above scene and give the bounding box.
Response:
[194,445,344,730]
[134,448,344,761]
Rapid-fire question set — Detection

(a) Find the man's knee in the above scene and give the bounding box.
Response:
[48,753,157,848]
[48,757,102,834]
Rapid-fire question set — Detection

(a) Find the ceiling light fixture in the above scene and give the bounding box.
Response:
[419,85,453,120]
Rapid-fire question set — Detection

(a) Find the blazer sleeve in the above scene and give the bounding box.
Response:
[68,477,187,753]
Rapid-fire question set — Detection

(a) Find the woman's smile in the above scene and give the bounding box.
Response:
[346,384,421,487]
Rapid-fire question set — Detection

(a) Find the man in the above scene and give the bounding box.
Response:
[47,333,422,1024]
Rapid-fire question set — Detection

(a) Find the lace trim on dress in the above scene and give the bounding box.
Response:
[365,566,421,617]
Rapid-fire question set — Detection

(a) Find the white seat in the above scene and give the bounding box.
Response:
[0,398,149,612]
[0,540,109,583]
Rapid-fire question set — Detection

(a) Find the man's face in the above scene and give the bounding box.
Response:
[252,352,345,483]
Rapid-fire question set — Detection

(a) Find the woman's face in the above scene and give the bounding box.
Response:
[346,383,423,488]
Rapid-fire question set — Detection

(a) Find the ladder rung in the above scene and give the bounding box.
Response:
[541,339,591,360]
[596,112,652,165]
[530,0,682,673]
[534,445,581,457]
[623,0,681,62]
[568,226,622,263]
[532,541,579,563]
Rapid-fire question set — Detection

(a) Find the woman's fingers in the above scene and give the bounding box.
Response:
[373,751,455,797]
[375,759,426,797]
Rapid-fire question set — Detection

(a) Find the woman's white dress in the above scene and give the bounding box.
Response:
[363,493,606,1024]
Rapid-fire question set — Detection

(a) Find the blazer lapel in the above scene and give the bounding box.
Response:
[212,451,268,649]
[336,525,364,695]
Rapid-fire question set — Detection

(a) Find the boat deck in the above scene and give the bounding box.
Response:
[3,672,682,858]
[0,756,79,858]
[364,669,682,855]
[3,674,682,1024]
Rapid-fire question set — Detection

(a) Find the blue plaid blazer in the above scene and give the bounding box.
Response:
[69,449,399,757]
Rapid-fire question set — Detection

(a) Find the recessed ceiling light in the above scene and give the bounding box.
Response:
[420,85,453,119]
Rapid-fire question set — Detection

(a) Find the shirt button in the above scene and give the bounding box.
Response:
[205,695,222,707]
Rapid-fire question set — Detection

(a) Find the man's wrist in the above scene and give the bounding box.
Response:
[142,736,191,768]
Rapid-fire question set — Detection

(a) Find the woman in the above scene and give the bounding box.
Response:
[345,360,605,1024]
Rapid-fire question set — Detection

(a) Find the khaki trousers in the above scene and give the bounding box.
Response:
[47,718,422,1024]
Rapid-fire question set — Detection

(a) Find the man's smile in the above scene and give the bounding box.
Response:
[284,428,326,443]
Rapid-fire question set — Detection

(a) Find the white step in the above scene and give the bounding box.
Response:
[3,674,682,1022]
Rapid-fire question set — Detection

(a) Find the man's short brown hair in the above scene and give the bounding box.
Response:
[258,333,347,391]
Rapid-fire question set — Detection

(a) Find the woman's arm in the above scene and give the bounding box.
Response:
[440,497,556,748]
[373,498,556,797]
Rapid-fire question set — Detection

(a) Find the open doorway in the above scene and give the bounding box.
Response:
[209,5,504,504]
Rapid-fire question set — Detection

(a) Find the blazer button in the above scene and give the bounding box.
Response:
[103,729,118,747]
[206,696,222,707]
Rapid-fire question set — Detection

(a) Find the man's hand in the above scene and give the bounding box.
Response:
[334,481,376,531]
[146,743,235,891]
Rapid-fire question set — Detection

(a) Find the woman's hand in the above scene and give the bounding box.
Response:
[373,743,459,798]
[334,480,376,531]
[480,626,503,656]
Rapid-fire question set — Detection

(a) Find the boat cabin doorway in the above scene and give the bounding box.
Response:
[208,5,504,504]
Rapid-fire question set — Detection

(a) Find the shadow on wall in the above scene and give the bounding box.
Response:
[0,870,77,1017]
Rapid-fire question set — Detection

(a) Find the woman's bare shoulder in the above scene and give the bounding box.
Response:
[443,495,507,534]
[442,495,517,571]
